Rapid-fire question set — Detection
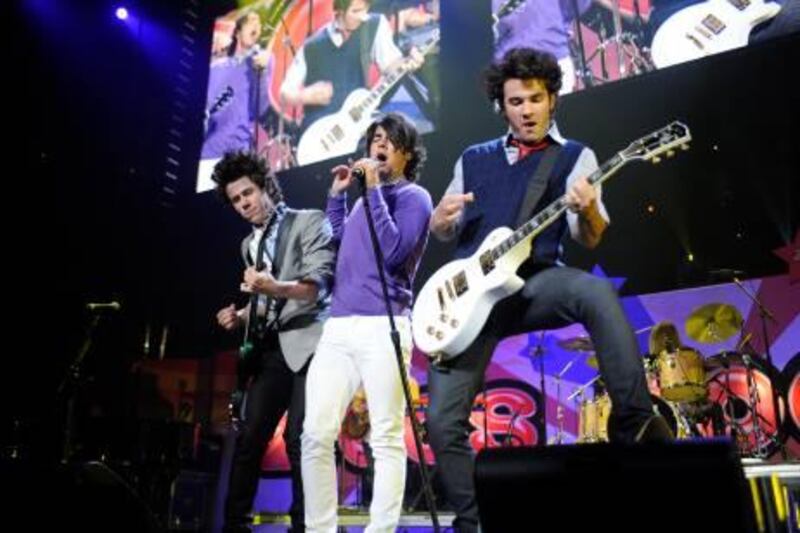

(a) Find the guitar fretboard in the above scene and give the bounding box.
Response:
[491,153,625,259]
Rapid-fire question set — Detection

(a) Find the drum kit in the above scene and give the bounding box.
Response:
[572,0,657,89]
[564,302,784,457]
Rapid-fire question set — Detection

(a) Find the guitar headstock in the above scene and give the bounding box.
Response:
[620,121,692,164]
[418,27,440,55]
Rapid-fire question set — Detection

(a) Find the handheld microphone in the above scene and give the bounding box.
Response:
[352,166,367,190]
[86,301,122,312]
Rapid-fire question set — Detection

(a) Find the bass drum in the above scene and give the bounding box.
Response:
[697,351,784,457]
[581,393,681,442]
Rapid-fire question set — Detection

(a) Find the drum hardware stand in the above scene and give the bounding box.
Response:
[548,355,580,445]
[532,331,547,445]
[673,403,693,438]
[502,409,522,447]
[708,369,781,456]
[582,0,655,85]
[732,277,787,459]
[569,0,595,88]
[742,354,766,458]
[568,375,602,403]
[481,380,489,450]
[568,375,602,442]
[717,351,746,449]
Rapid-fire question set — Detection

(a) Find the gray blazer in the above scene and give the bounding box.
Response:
[241,208,335,372]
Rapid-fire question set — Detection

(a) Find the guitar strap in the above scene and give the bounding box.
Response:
[514,144,563,228]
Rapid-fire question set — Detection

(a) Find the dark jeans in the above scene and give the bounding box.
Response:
[223,337,308,533]
[426,266,654,532]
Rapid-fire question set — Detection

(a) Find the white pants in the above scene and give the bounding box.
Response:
[302,316,412,533]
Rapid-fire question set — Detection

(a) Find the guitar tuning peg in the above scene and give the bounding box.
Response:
[681,143,690,150]
[666,150,675,158]
[652,156,662,164]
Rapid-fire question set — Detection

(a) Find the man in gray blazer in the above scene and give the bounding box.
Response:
[212,151,335,533]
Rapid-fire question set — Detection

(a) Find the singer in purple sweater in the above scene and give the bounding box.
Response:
[301,113,432,532]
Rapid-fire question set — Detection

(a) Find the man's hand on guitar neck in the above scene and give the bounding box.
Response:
[564,175,597,213]
[242,266,281,296]
[565,176,607,248]
[390,47,425,73]
[242,266,320,303]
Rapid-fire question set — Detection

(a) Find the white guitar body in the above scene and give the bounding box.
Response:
[411,121,693,361]
[296,88,378,166]
[296,29,440,167]
[412,227,531,357]
[651,0,780,68]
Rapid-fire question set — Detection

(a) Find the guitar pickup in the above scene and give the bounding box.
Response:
[452,271,468,297]
[701,14,725,34]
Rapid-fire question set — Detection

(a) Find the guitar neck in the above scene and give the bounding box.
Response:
[350,64,409,118]
[491,153,627,260]
[349,36,439,119]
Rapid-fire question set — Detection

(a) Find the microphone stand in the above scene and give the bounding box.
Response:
[58,310,104,464]
[532,332,547,445]
[357,175,440,531]
[732,278,787,459]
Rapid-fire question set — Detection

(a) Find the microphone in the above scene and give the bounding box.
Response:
[86,301,121,312]
[351,158,381,191]
[352,166,367,190]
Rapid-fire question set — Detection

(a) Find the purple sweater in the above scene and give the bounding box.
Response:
[326,181,433,317]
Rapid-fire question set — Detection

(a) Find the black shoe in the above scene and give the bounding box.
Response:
[635,414,674,443]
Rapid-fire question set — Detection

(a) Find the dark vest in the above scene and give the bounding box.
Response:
[302,15,380,129]
[455,137,584,265]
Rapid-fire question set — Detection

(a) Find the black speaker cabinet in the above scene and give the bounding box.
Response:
[475,440,756,532]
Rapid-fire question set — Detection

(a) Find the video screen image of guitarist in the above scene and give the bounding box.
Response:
[196,0,441,191]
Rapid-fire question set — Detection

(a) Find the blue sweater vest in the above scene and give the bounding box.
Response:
[302,15,380,129]
[455,137,584,265]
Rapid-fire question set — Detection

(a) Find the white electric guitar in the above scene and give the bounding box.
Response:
[295,29,439,167]
[651,0,781,69]
[412,122,692,361]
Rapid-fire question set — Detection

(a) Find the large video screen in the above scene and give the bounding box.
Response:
[198,0,441,193]
[492,0,796,95]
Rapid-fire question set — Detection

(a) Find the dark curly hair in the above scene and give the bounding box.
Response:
[484,47,562,107]
[211,151,283,205]
[364,113,426,182]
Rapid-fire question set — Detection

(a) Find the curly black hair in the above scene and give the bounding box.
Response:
[364,112,426,182]
[484,47,562,107]
[211,151,283,205]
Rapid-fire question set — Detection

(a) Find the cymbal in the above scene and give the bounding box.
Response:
[685,303,742,343]
[558,336,595,352]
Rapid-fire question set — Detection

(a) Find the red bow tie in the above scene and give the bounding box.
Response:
[509,137,550,160]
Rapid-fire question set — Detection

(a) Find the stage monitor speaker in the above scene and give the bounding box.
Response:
[475,440,756,532]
